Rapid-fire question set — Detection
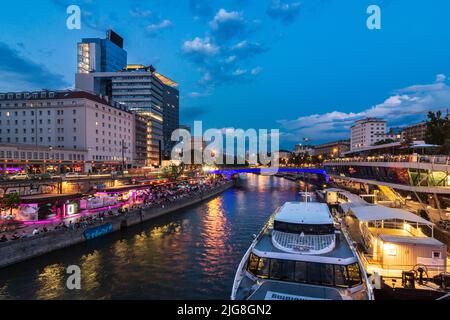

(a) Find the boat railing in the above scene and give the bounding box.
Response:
[361,261,448,278]
[324,155,450,166]
[339,220,374,300]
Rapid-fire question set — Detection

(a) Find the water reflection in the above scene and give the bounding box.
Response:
[0,174,303,300]
[36,264,66,300]
[80,250,102,293]
[201,197,228,276]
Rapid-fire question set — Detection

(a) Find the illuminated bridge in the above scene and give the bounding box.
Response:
[207,167,328,180]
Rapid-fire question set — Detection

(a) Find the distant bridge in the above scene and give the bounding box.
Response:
[207,167,329,181]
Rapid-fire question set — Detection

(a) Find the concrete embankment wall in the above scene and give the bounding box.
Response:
[0,181,234,269]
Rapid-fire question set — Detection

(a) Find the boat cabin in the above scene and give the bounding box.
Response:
[349,205,447,278]
[272,202,336,255]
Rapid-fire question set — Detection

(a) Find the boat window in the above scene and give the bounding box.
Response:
[294,261,307,283]
[274,221,335,235]
[281,260,296,281]
[269,259,296,281]
[256,258,270,279]
[334,265,348,287]
[347,263,362,287]
[246,254,363,288]
[270,260,282,280]
[321,264,334,286]
[247,254,259,275]
[307,262,322,284]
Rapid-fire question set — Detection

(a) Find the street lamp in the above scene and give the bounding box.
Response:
[121,140,128,176]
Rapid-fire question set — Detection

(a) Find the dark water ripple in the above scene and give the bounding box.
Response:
[0,175,303,300]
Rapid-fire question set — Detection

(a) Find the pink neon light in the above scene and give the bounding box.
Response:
[0,167,24,173]
[23,219,58,226]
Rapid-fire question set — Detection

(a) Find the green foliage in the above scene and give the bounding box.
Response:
[38,204,53,220]
[288,152,323,165]
[425,111,450,154]
[0,193,20,215]
[373,139,395,146]
[162,163,185,181]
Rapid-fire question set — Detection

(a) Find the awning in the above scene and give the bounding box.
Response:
[350,205,434,226]
[379,234,443,246]
[409,144,440,148]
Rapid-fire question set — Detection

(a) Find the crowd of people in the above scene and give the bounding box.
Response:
[0,177,230,243]
[326,154,449,164]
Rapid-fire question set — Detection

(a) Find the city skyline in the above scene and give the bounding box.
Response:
[0,1,449,305]
[1,0,450,149]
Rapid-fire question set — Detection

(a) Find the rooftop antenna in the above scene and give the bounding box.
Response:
[299,186,313,203]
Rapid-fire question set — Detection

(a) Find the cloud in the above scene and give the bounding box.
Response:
[0,42,69,91]
[181,8,268,88]
[209,9,247,40]
[145,19,173,37]
[189,0,214,19]
[251,66,263,75]
[267,0,301,23]
[188,91,212,98]
[436,74,447,82]
[232,68,247,76]
[277,75,450,142]
[231,40,268,59]
[129,8,153,18]
[182,37,220,57]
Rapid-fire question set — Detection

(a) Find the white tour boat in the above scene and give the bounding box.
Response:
[231,202,373,300]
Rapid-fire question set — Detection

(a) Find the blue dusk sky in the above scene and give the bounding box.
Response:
[1,0,450,149]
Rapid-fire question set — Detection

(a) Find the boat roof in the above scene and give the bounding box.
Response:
[253,231,356,265]
[325,188,368,206]
[275,202,333,225]
[379,234,444,247]
[350,205,434,226]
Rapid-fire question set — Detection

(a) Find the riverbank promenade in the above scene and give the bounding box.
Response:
[0,178,233,268]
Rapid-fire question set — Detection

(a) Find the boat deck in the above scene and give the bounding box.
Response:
[254,230,356,261]
[248,280,343,300]
[369,227,418,238]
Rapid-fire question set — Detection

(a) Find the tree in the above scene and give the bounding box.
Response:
[373,139,395,146]
[162,163,185,181]
[425,111,450,154]
[1,193,20,216]
[38,204,53,220]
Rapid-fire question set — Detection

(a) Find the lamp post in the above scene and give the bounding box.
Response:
[121,140,128,176]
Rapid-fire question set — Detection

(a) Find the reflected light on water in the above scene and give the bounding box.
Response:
[80,250,102,292]
[200,197,229,276]
[0,175,302,300]
[36,264,66,300]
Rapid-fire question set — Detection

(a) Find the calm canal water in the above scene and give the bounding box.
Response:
[0,175,306,300]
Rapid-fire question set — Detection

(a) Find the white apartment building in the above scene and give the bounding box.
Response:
[350,118,387,150]
[75,65,164,166]
[0,90,134,173]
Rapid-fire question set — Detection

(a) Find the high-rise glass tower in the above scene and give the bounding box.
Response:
[77,29,127,73]
[154,73,180,160]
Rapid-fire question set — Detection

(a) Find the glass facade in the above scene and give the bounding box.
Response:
[325,165,450,188]
[110,71,164,165]
[77,39,127,73]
